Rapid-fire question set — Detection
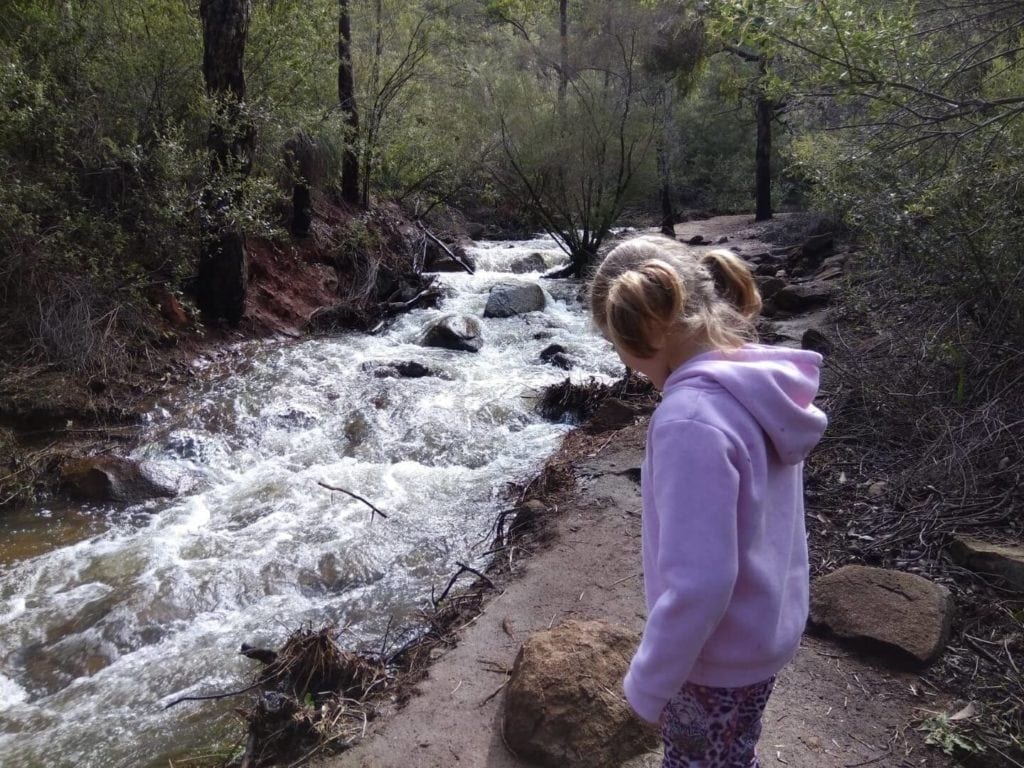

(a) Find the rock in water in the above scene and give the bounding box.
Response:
[510,253,548,274]
[60,456,178,503]
[503,620,656,768]
[809,565,954,666]
[418,314,483,353]
[950,537,1024,592]
[540,343,574,370]
[484,282,546,318]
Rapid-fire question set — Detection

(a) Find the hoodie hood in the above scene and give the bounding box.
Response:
[663,344,827,465]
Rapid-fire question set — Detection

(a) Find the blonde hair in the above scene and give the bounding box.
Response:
[589,235,761,358]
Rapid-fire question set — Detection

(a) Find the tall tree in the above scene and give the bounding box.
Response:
[338,0,361,206]
[707,3,778,221]
[197,0,254,324]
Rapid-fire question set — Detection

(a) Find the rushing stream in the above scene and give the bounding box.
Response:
[0,237,623,768]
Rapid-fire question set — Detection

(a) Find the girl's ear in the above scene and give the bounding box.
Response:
[701,250,762,318]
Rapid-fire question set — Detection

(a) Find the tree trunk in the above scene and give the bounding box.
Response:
[338,0,361,207]
[285,131,315,238]
[657,89,677,237]
[754,58,773,222]
[197,0,253,325]
[558,0,568,105]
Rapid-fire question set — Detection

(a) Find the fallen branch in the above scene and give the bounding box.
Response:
[433,561,495,607]
[317,481,389,521]
[163,680,264,709]
[416,221,474,274]
[384,285,441,313]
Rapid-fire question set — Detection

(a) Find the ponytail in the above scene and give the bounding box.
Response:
[604,260,686,357]
[701,249,762,319]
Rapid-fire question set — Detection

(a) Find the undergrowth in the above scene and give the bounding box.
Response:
[805,248,1024,764]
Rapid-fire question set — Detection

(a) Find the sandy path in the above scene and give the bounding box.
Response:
[319,422,954,768]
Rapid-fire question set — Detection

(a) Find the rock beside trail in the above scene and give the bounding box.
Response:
[773,281,832,312]
[810,565,954,666]
[484,282,546,318]
[801,328,832,356]
[756,276,786,301]
[510,253,548,274]
[951,537,1024,592]
[419,314,483,352]
[503,620,656,768]
[60,456,178,503]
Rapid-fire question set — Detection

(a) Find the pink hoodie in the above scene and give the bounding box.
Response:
[623,345,828,723]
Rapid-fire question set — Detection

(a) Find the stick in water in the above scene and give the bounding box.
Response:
[317,482,389,521]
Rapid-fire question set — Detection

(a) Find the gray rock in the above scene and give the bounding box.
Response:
[773,281,832,312]
[484,282,546,318]
[60,456,178,503]
[801,328,832,356]
[418,314,483,353]
[361,360,437,379]
[510,253,548,274]
[951,537,1024,592]
[756,276,786,301]
[810,565,954,666]
[503,620,657,768]
[540,344,574,370]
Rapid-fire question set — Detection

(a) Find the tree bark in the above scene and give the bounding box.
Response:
[754,58,773,222]
[197,0,253,325]
[558,0,568,105]
[338,0,361,207]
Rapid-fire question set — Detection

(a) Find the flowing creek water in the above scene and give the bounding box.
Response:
[0,237,624,768]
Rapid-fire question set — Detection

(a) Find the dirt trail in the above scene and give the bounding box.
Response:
[319,425,954,768]
[317,216,958,768]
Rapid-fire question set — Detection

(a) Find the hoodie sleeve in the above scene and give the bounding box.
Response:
[623,419,741,723]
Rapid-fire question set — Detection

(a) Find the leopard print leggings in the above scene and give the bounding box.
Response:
[660,677,776,768]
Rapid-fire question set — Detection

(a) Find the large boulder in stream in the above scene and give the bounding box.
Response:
[60,456,178,503]
[503,620,656,768]
[418,314,483,353]
[484,282,546,318]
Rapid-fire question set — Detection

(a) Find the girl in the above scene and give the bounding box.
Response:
[589,235,827,767]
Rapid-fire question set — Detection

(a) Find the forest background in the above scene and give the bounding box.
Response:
[2,0,1024,760]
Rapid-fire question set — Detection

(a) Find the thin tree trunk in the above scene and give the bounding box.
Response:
[657,89,677,237]
[338,0,361,207]
[558,0,568,105]
[360,0,383,207]
[197,0,253,325]
[754,57,773,222]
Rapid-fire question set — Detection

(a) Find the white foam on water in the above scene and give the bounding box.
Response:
[0,235,623,767]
